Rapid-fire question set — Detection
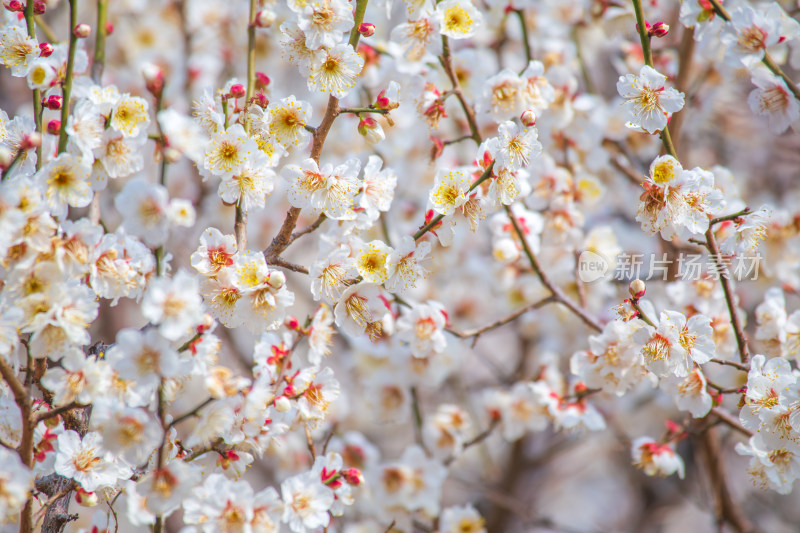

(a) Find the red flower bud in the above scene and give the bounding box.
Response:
[358,22,375,37]
[46,120,61,136]
[38,42,53,57]
[43,95,62,110]
[256,72,270,88]
[649,22,669,38]
[343,468,363,485]
[229,84,246,99]
[105,22,114,35]
[5,1,24,13]
[285,316,300,330]
[73,23,91,39]
[33,0,45,15]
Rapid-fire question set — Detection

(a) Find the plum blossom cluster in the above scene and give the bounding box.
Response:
[2,0,800,531]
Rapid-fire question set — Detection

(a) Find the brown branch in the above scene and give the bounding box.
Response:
[695,427,756,533]
[504,205,603,332]
[0,357,34,532]
[710,407,752,437]
[707,357,749,372]
[439,36,481,143]
[705,228,750,364]
[446,296,555,345]
[444,419,499,466]
[34,402,87,424]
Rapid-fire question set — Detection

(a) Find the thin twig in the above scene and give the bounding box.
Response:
[504,205,603,332]
[705,228,750,364]
[446,296,555,342]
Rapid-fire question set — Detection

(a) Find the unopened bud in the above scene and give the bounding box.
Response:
[73,23,91,39]
[4,1,24,12]
[343,468,363,485]
[267,270,286,290]
[142,63,164,98]
[105,22,114,35]
[21,132,41,150]
[229,84,246,99]
[74,488,98,507]
[200,313,214,332]
[520,109,537,127]
[274,396,291,412]
[39,42,53,57]
[46,120,61,135]
[358,22,375,37]
[33,0,45,15]
[43,95,62,110]
[255,9,276,28]
[285,316,300,330]
[255,72,270,89]
[358,116,384,144]
[164,147,181,163]
[629,279,646,299]
[649,22,669,38]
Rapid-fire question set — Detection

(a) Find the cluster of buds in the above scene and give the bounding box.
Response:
[41,94,62,110]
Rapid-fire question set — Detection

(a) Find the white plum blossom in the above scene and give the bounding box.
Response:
[617,66,685,133]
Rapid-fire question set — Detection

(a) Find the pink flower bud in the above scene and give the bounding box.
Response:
[38,42,53,57]
[285,316,300,330]
[358,22,375,37]
[33,0,45,15]
[46,120,61,135]
[73,23,91,38]
[520,109,537,127]
[256,72,270,88]
[4,1,24,13]
[629,279,646,299]
[343,468,363,485]
[142,63,164,97]
[21,132,41,150]
[255,9,275,28]
[105,22,114,35]
[229,83,246,99]
[649,22,669,38]
[43,95,62,110]
[358,116,384,143]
